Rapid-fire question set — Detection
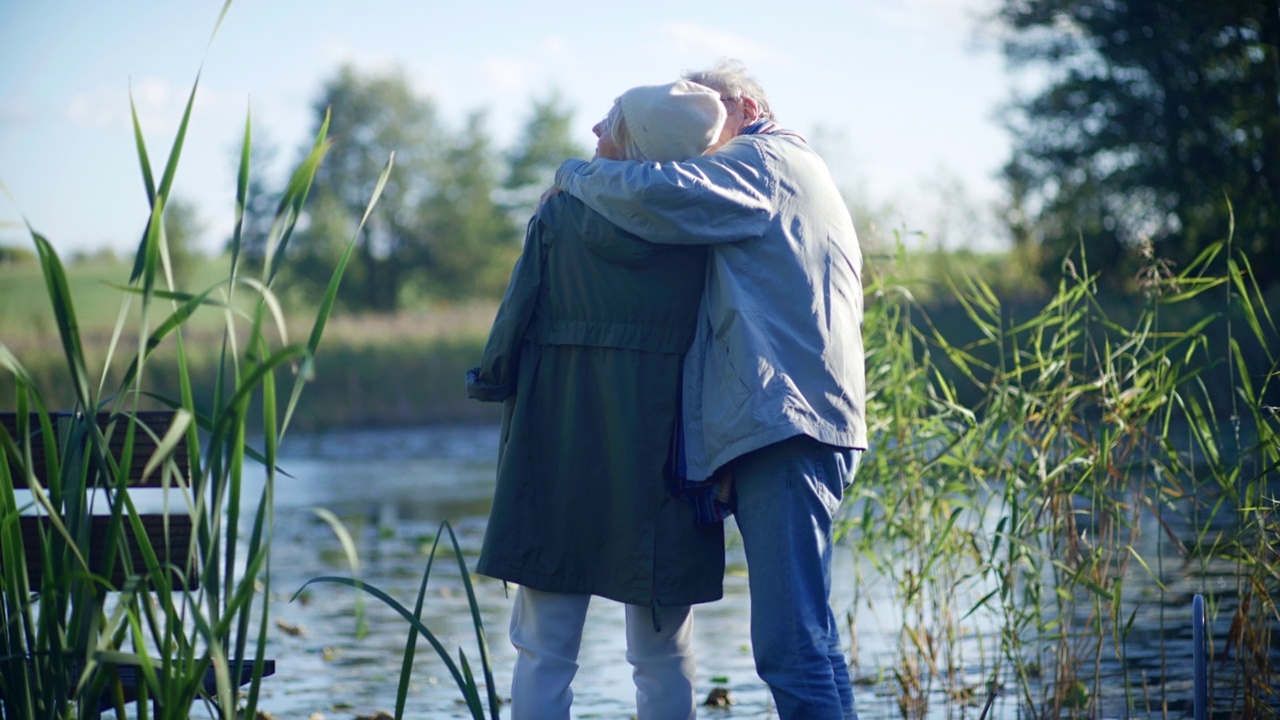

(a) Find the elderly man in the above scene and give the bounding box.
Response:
[553,59,868,719]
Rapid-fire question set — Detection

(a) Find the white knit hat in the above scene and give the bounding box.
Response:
[618,80,726,162]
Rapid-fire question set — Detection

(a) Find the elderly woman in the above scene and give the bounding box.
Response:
[466,80,727,720]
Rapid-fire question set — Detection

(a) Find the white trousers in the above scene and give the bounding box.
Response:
[508,586,697,720]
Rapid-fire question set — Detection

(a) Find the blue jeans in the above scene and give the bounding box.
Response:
[732,435,860,720]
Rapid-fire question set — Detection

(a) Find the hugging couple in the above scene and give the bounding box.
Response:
[467,58,867,720]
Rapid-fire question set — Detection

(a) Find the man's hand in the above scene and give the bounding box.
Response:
[537,185,561,209]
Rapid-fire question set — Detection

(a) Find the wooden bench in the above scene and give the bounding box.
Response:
[2,411,197,590]
[0,410,275,718]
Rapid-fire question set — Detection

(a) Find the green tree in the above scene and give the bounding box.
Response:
[997,0,1280,290]
[501,90,588,222]
[162,196,205,287]
[289,64,444,311]
[416,111,521,299]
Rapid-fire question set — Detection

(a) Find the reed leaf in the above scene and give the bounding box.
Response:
[282,152,394,435]
[31,233,91,411]
[293,575,481,714]
[129,92,157,216]
[228,107,252,284]
[396,528,444,719]
[442,521,501,717]
[310,507,367,637]
[265,110,331,284]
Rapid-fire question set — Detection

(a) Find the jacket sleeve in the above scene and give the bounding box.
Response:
[553,138,774,246]
[466,214,545,402]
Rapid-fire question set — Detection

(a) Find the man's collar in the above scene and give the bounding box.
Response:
[739,119,777,136]
[738,119,806,144]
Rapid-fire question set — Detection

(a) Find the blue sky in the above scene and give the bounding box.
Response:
[1,0,1024,257]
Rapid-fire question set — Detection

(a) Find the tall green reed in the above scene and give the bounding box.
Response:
[0,3,393,717]
[846,238,988,717]
[296,519,500,720]
[848,226,1278,718]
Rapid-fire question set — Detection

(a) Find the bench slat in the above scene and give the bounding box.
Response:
[0,659,277,713]
[91,658,277,710]
[2,411,190,489]
[3,513,199,590]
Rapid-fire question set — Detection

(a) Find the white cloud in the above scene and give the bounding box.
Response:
[659,22,780,64]
[324,40,392,70]
[475,36,572,101]
[909,0,992,20]
[319,41,449,102]
[132,77,174,111]
[66,76,229,134]
[869,0,997,46]
[540,34,568,59]
[480,57,532,94]
[67,87,120,127]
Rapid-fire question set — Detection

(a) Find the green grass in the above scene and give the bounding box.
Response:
[1,255,502,428]
[0,255,242,345]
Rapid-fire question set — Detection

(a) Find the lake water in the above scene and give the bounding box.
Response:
[236,424,1262,719]
[250,423,809,719]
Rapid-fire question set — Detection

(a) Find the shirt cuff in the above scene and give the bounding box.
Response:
[465,367,514,402]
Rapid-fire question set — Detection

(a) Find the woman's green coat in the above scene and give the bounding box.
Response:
[467,193,724,608]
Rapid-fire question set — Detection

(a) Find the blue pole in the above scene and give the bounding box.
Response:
[1193,593,1207,720]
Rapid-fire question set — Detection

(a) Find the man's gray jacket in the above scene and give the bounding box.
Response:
[556,126,868,481]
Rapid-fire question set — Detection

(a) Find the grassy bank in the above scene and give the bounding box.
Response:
[5,251,1274,429]
[1,257,503,429]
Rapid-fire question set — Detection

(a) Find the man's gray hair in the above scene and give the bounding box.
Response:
[682,58,774,121]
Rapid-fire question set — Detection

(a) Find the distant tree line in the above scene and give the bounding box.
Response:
[227,9,1280,313]
[0,245,36,266]
[997,0,1280,292]
[231,64,586,312]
